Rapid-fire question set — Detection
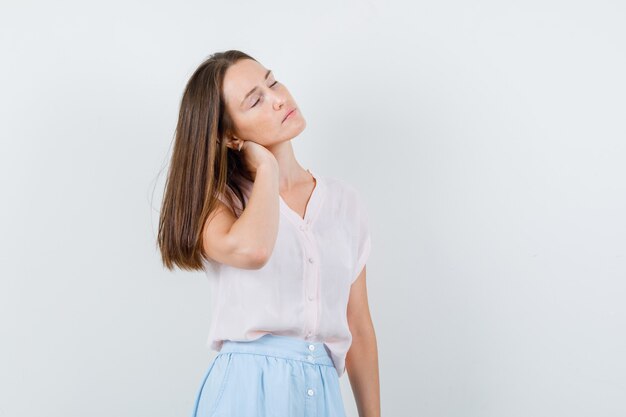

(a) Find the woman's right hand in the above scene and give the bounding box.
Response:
[227,138,278,175]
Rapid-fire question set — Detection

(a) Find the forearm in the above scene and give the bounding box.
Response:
[345,325,380,417]
[228,162,280,263]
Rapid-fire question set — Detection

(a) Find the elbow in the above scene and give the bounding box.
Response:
[243,245,271,270]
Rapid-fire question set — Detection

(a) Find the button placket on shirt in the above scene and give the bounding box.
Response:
[299,220,320,341]
[278,170,324,343]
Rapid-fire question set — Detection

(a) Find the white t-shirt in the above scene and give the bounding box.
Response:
[201,168,372,377]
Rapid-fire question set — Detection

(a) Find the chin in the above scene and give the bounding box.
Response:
[294,118,306,134]
[282,122,306,142]
[296,116,306,130]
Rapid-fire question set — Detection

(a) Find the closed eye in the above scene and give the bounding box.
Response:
[251,81,279,107]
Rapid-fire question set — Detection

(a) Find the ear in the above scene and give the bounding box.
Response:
[224,135,242,151]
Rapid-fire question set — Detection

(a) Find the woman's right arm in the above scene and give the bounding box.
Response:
[202,160,280,270]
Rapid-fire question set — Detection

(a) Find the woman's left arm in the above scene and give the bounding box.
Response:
[345,265,381,417]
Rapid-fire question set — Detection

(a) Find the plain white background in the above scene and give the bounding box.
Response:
[1,1,625,416]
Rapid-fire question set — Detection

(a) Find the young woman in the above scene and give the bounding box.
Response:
[157,50,380,417]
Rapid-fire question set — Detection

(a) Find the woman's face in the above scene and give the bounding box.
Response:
[222,59,306,148]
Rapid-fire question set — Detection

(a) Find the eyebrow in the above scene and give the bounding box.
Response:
[241,69,272,107]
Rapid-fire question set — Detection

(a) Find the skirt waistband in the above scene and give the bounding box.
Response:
[218,334,335,368]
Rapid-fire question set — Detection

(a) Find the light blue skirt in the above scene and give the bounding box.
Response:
[189,334,348,417]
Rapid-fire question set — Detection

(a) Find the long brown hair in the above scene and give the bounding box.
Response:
[156,50,256,271]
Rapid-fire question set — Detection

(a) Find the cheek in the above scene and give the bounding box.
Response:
[239,114,279,141]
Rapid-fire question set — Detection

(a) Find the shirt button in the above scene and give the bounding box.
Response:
[308,257,314,263]
[307,294,314,301]
[307,388,315,396]
[306,331,312,338]
[307,355,314,362]
[308,344,315,351]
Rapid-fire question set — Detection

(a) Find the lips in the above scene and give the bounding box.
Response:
[282,108,296,122]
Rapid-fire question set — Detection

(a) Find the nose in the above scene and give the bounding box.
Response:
[273,93,285,110]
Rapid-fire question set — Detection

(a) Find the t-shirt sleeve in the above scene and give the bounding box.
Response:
[351,189,372,285]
